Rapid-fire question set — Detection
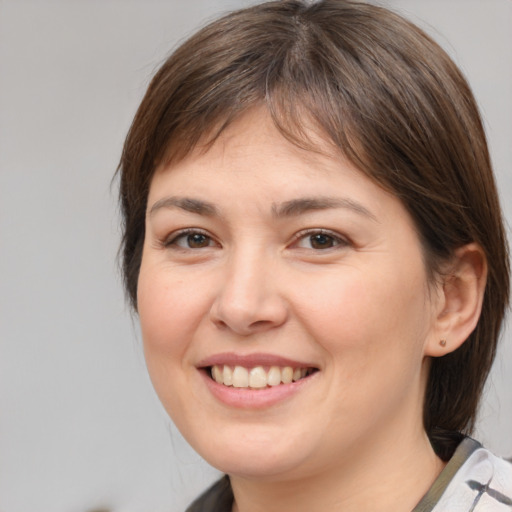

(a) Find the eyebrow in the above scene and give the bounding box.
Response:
[272,197,377,221]
[149,195,377,221]
[149,196,218,217]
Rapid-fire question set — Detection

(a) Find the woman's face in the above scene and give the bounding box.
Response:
[138,108,441,479]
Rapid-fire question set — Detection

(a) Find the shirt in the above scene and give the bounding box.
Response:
[185,437,512,512]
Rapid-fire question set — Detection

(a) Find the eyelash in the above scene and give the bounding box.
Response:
[162,228,218,250]
[162,228,349,252]
[291,229,350,251]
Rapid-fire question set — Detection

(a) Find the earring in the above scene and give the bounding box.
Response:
[440,339,447,347]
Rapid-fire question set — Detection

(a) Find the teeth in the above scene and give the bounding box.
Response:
[223,365,233,386]
[212,365,223,384]
[281,366,293,384]
[249,367,267,388]
[210,364,313,389]
[267,366,281,386]
[232,366,249,388]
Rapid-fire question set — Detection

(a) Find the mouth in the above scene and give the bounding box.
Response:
[197,354,320,408]
[207,364,318,389]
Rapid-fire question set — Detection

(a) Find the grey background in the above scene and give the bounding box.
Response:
[0,1,510,511]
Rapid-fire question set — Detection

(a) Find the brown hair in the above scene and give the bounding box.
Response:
[117,0,509,458]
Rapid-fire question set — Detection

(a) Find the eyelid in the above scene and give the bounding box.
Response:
[159,227,349,251]
[162,228,219,249]
[290,228,350,249]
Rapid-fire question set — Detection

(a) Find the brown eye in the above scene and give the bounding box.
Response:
[309,233,336,249]
[293,230,347,251]
[166,230,215,249]
[187,233,210,248]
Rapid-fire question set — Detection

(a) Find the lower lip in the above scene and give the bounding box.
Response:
[200,369,316,409]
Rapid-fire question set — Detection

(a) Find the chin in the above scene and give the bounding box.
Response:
[187,424,317,479]
[207,451,308,481]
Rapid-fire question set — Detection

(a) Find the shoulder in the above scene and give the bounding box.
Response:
[432,438,512,511]
[185,475,233,512]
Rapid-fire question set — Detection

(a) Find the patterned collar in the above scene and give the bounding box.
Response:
[413,437,481,512]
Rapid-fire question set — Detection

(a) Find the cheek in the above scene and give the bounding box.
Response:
[293,262,431,364]
[293,267,431,431]
[136,265,211,420]
[137,265,208,366]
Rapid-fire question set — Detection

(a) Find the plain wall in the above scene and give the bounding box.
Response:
[0,1,510,511]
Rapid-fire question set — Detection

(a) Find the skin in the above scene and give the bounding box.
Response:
[137,108,485,512]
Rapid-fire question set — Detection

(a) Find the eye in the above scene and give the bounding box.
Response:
[165,229,217,249]
[293,230,348,250]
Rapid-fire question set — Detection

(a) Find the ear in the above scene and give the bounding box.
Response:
[425,243,487,357]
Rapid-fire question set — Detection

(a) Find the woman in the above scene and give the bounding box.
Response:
[117,1,512,510]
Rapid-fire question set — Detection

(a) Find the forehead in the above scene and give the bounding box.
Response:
[156,107,350,181]
[158,104,350,175]
[154,109,346,187]
[149,108,407,227]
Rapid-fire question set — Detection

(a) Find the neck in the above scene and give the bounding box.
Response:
[230,425,445,512]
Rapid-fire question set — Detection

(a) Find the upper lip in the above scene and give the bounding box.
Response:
[197,352,318,369]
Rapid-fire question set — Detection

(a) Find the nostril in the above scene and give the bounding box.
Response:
[212,318,229,330]
[249,320,274,329]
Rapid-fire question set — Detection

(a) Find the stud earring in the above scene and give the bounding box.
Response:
[440,339,447,347]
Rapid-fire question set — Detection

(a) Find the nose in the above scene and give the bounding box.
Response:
[209,251,288,336]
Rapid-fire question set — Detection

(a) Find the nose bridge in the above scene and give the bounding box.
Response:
[211,242,287,334]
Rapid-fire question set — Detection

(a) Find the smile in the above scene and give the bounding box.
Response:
[198,355,320,408]
[210,365,316,389]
